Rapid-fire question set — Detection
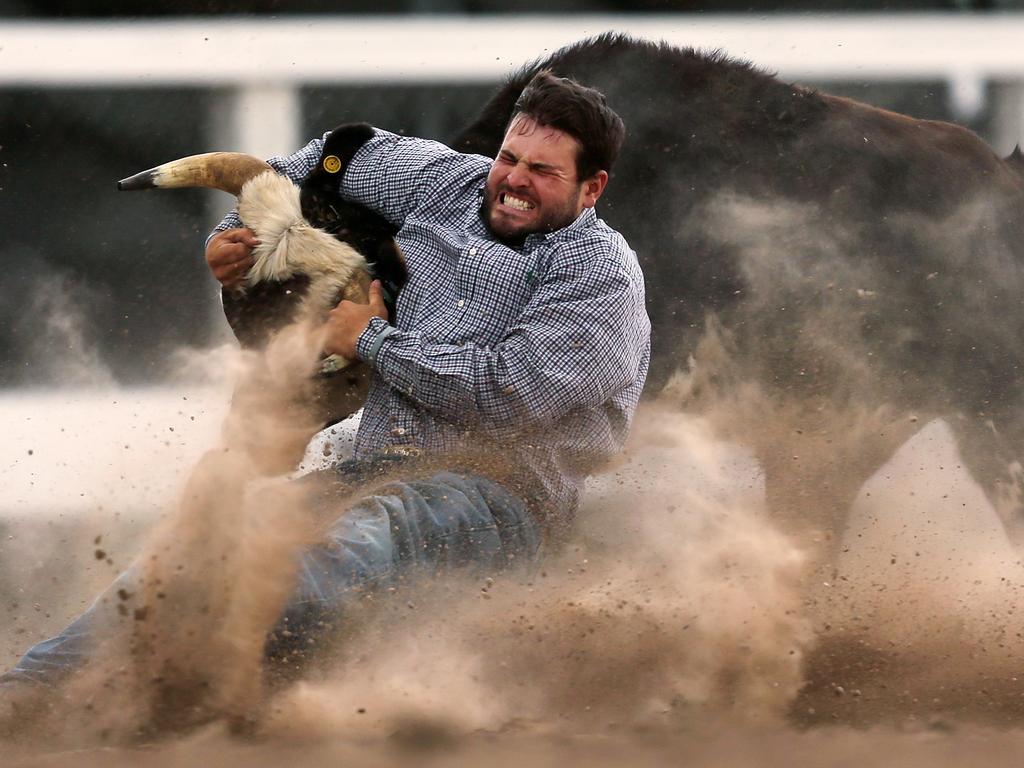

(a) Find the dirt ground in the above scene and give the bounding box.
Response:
[5,391,1024,766]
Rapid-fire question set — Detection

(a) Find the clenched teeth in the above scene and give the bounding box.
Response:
[501,193,535,211]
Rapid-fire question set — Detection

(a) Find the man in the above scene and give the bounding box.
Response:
[209,70,650,663]
[1,71,649,706]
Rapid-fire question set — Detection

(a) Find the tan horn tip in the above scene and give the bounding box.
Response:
[117,168,159,191]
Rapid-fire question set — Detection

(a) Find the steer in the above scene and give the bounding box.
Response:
[453,34,1024,561]
[123,35,1024,564]
[119,123,407,455]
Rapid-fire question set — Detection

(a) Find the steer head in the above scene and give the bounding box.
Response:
[118,123,407,444]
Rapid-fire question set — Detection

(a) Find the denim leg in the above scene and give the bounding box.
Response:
[0,571,135,689]
[2,469,542,687]
[265,470,542,662]
[1,614,93,689]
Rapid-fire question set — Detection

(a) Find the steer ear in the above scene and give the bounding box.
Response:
[317,123,377,175]
[302,123,377,187]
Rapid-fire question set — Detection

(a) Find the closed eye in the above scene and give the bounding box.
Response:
[497,151,568,179]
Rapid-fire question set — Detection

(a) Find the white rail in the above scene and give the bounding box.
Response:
[3,14,1024,86]
[3,15,1021,170]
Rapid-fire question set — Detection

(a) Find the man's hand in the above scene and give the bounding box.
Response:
[324,280,390,360]
[206,228,260,289]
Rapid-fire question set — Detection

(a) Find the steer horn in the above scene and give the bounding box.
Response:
[117,152,274,196]
[118,151,373,376]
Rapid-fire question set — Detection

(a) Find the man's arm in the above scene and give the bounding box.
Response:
[209,128,480,238]
[206,128,462,342]
[339,255,649,433]
[206,228,260,288]
[336,130,485,228]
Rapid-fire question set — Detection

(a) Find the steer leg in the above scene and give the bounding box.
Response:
[949,409,1024,550]
[755,404,925,578]
[663,330,927,571]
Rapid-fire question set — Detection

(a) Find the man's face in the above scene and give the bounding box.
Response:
[483,114,608,245]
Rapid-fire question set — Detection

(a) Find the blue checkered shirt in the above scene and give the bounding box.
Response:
[214,129,651,518]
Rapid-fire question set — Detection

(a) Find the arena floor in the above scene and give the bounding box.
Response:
[5,387,1024,765]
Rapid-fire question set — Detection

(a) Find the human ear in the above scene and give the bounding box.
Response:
[581,170,609,208]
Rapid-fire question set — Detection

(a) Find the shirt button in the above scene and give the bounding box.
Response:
[457,299,465,307]
[468,247,477,256]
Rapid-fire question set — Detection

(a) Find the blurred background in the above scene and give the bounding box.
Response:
[1,1,1023,388]
[2,0,1024,672]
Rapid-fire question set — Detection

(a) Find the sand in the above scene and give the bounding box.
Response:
[4,379,1024,764]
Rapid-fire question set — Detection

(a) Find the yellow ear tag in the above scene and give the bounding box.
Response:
[323,155,342,173]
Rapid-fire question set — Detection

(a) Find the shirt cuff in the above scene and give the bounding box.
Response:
[356,317,398,364]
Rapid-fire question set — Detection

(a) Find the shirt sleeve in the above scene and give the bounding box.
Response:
[209,128,479,238]
[356,254,650,433]
[338,129,486,228]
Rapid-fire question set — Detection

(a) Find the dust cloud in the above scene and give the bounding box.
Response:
[7,198,1024,763]
[7,390,1024,765]
[796,419,1024,729]
[24,272,117,388]
[2,319,331,743]
[260,405,809,742]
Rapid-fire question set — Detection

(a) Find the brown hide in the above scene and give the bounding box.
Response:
[453,34,1024,557]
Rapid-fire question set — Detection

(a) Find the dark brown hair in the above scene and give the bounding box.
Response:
[512,69,625,180]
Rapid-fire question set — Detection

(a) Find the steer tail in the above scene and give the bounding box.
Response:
[117,152,274,196]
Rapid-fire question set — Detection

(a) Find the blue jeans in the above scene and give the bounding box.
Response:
[0,457,543,689]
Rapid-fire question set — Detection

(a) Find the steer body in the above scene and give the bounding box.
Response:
[454,34,1024,554]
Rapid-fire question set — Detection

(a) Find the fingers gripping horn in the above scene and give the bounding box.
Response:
[117,152,274,196]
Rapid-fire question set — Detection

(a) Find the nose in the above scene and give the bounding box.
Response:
[505,162,531,189]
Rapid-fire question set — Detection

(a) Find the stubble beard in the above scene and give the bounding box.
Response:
[483,186,582,247]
